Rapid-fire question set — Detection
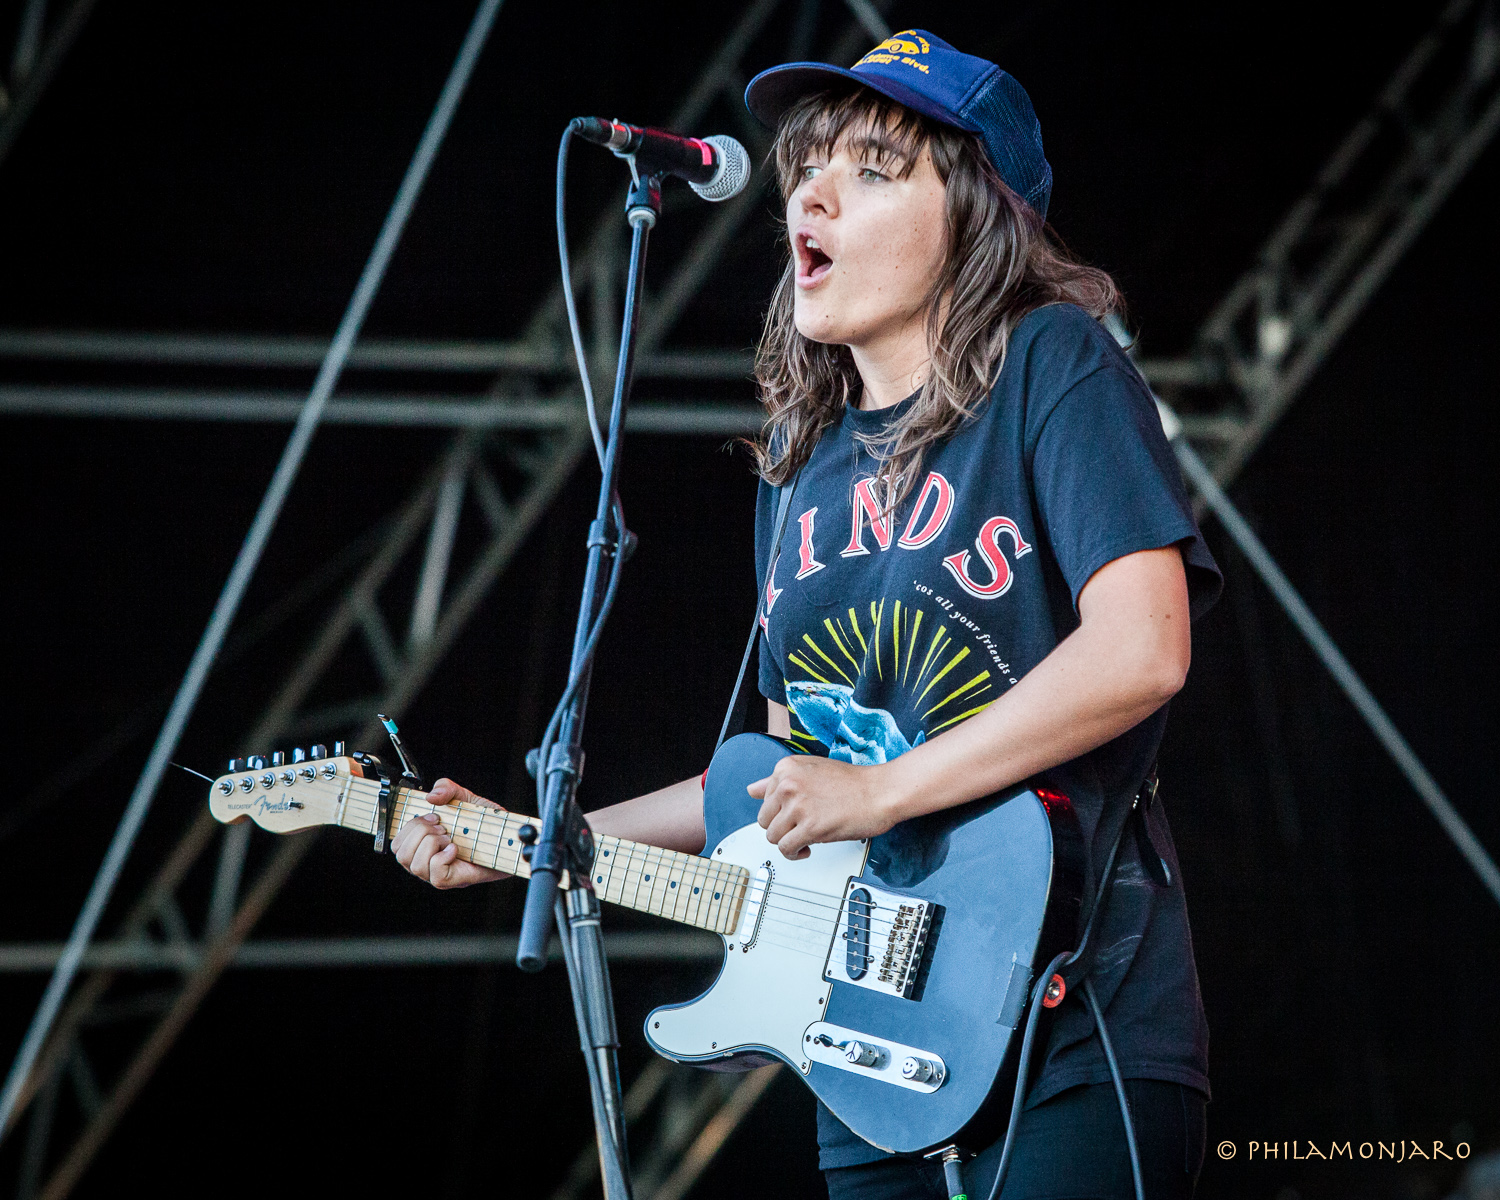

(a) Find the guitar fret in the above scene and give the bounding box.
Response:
[647,846,672,917]
[625,842,650,912]
[665,853,687,923]
[692,856,717,928]
[663,849,687,921]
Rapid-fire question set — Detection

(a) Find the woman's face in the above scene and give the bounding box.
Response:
[787,132,948,351]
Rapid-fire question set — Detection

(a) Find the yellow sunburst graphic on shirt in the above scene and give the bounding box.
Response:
[784,598,995,744]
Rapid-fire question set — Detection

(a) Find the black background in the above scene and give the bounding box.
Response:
[1,2,1497,1198]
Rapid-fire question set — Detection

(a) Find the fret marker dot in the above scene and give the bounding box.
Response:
[693,887,700,894]
[462,828,469,835]
[644,874,651,881]
[670,881,677,888]
[597,876,603,883]
[714,892,721,899]
[508,838,514,845]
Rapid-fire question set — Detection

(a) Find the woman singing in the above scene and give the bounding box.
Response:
[395,29,1220,1200]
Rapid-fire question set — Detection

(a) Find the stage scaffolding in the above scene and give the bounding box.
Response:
[1,0,1497,1196]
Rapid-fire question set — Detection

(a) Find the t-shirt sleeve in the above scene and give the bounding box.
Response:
[753,478,787,704]
[1029,364,1222,619]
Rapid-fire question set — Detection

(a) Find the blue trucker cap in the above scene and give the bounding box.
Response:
[745,30,1052,220]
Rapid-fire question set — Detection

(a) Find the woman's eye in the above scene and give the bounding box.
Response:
[800,165,820,181]
[858,167,887,182]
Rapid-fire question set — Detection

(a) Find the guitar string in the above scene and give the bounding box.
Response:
[336,789,898,949]
[327,776,913,931]
[340,787,761,930]
[321,778,914,937]
[330,786,911,944]
[333,794,892,961]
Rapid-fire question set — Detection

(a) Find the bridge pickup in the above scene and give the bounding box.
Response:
[823,881,934,1000]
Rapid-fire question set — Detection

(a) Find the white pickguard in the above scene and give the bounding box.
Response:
[646,823,869,1074]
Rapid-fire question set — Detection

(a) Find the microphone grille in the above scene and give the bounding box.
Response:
[692,135,751,202]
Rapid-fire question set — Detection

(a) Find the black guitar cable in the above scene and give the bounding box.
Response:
[1083,977,1145,1200]
[981,799,1146,1200]
[535,122,633,825]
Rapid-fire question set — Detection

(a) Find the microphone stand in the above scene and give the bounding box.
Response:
[515,168,663,1200]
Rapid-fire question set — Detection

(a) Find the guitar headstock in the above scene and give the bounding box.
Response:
[207,744,365,834]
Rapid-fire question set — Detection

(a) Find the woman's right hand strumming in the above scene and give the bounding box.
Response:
[392,778,512,890]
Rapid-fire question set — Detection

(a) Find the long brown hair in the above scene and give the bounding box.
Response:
[753,85,1121,504]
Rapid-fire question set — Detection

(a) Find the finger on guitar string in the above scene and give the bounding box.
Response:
[391,780,512,890]
[750,755,895,860]
[396,812,450,877]
[426,776,507,813]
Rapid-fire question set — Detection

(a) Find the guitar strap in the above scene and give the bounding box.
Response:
[715,472,800,753]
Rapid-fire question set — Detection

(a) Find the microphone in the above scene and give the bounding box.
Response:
[571,117,750,201]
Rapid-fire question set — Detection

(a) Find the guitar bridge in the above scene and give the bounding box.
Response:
[823,881,934,1000]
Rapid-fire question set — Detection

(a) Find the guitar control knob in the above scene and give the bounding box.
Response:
[310,744,327,760]
[271,751,285,767]
[843,1041,886,1069]
[901,1056,941,1084]
[292,747,307,763]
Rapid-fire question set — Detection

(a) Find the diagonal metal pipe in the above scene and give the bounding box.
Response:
[0,0,507,1145]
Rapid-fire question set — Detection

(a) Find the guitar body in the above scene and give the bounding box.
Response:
[644,733,1084,1155]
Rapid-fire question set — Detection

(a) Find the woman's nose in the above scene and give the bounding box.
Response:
[795,172,837,218]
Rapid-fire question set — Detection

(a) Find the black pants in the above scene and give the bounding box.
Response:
[824,1080,1205,1200]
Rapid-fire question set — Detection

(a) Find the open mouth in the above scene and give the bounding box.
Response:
[796,232,834,286]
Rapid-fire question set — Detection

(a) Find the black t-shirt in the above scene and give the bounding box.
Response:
[753,303,1222,1169]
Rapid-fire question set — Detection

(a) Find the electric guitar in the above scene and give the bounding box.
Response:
[206,732,1083,1155]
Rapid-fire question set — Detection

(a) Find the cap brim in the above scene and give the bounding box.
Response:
[745,62,983,135]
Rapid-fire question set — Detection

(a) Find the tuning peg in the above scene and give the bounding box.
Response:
[310,744,327,760]
[228,758,245,773]
[271,751,285,767]
[333,741,346,757]
[248,755,266,770]
[292,747,307,764]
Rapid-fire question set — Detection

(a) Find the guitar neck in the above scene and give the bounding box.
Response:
[333,779,750,935]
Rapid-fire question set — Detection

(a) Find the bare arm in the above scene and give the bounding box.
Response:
[584,774,706,853]
[751,545,1191,858]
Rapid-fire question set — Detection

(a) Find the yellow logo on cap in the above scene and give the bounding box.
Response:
[856,31,932,73]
